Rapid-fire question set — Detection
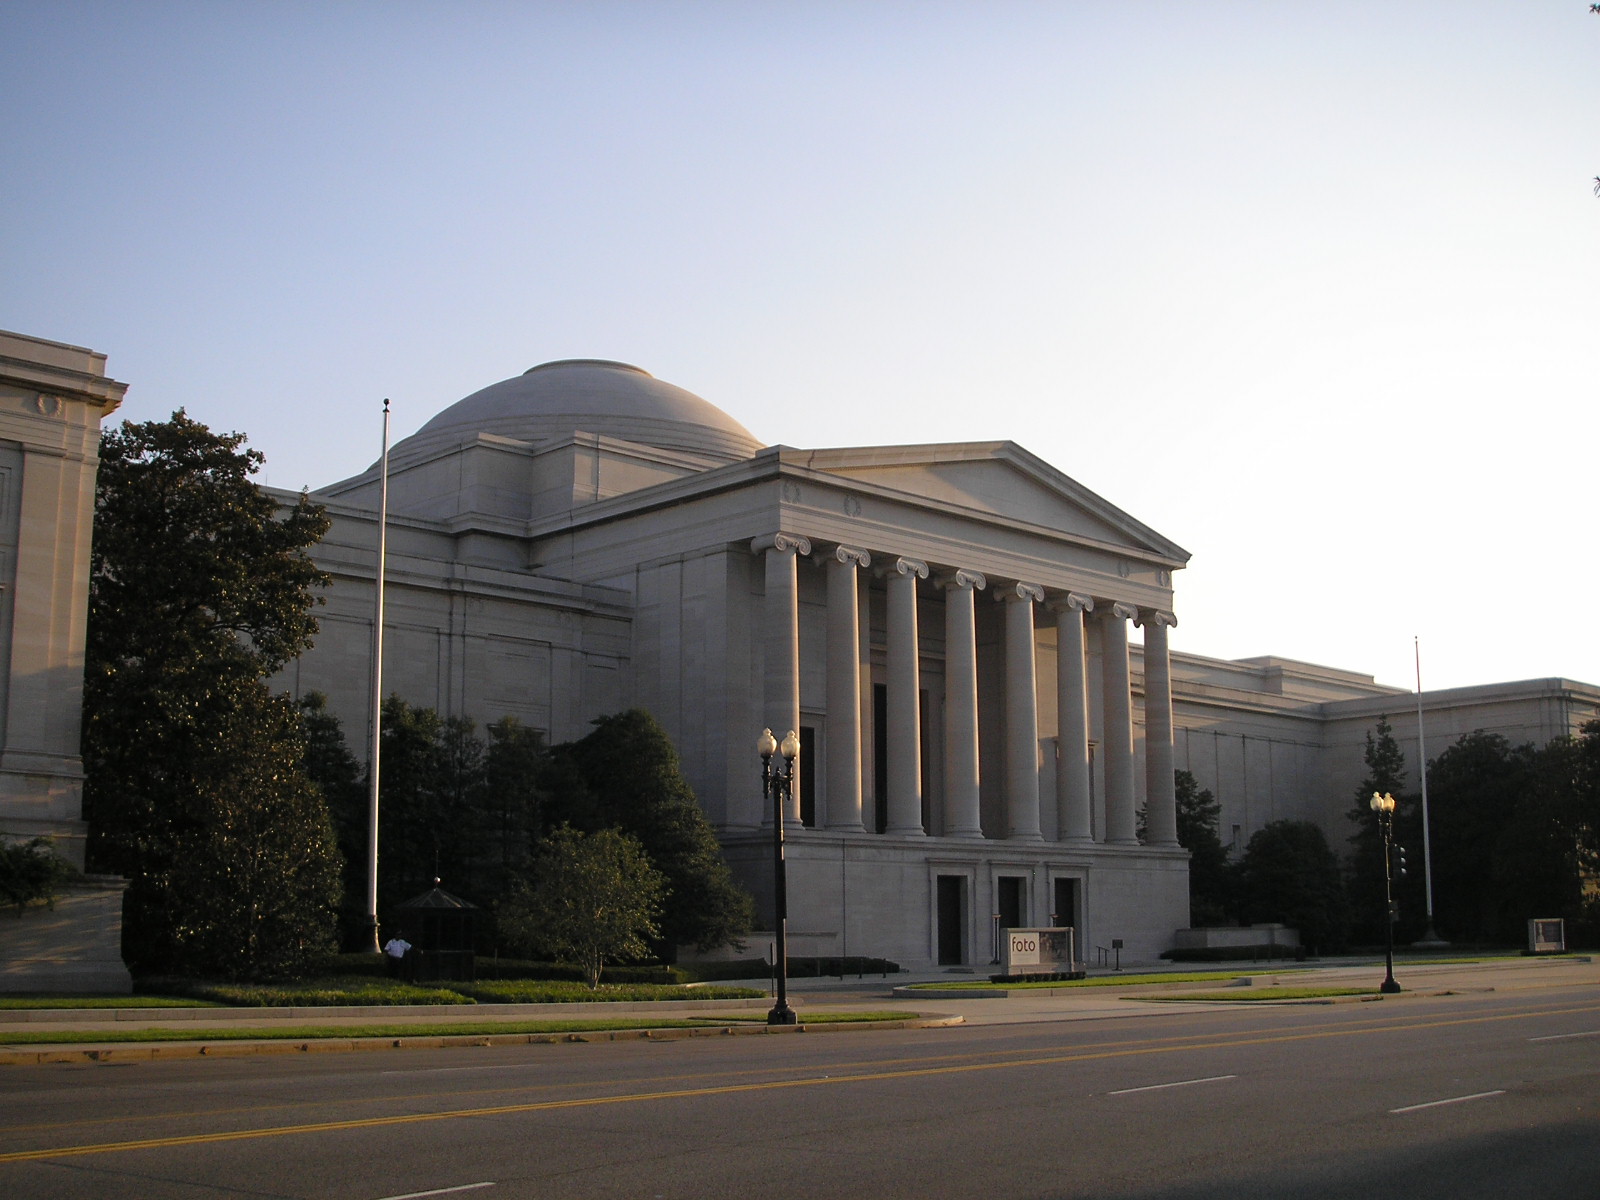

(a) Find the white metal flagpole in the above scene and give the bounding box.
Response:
[366,399,391,953]
[1415,635,1444,945]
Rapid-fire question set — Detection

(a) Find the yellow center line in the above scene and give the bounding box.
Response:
[6,999,1598,1164]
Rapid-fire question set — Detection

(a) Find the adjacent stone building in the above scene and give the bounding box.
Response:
[0,331,130,991]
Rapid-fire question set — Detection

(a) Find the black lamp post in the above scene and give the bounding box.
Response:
[1370,791,1403,995]
[759,727,800,1026]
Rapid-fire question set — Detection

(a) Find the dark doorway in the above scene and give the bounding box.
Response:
[1053,877,1078,932]
[936,875,965,965]
[997,876,1024,930]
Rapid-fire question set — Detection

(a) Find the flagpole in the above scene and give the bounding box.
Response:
[1415,635,1445,945]
[366,399,391,953]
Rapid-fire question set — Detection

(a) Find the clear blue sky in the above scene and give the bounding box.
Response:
[4,1,1596,694]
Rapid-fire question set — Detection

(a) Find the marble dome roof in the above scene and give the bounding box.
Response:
[402,359,764,462]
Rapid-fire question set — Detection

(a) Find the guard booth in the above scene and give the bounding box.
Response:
[392,882,478,982]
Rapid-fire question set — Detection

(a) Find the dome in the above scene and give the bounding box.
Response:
[401,359,763,463]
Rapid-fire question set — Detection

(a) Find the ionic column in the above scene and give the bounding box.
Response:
[883,556,928,836]
[1138,609,1179,847]
[1000,582,1045,841]
[825,546,871,831]
[1051,592,1095,843]
[752,533,811,826]
[1101,602,1139,844]
[939,569,986,839]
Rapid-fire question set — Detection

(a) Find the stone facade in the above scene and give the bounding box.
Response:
[0,331,130,992]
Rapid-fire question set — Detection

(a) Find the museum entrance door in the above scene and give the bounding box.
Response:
[997,876,1024,930]
[936,875,965,964]
[1053,877,1078,931]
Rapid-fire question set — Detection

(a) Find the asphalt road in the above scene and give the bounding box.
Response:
[3,982,1598,1199]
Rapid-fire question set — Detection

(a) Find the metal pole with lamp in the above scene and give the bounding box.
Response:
[1370,791,1403,994]
[759,728,800,1025]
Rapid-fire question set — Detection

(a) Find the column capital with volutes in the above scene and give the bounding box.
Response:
[824,544,871,569]
[750,533,812,557]
[878,556,928,581]
[1109,601,1139,622]
[937,568,987,592]
[997,581,1045,604]
[1135,608,1178,629]
[1048,591,1095,615]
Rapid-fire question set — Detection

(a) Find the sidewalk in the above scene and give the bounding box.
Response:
[1,955,1592,1065]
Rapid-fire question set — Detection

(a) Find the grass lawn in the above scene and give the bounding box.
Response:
[907,970,1310,991]
[0,1010,909,1045]
[0,995,220,1009]
[1132,987,1379,1003]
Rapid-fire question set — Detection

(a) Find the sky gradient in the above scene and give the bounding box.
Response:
[4,1,1596,696]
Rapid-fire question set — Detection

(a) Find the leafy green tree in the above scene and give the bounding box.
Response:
[1344,716,1419,943]
[152,679,342,979]
[1424,731,1537,942]
[371,698,481,906]
[1172,770,1232,927]
[298,692,370,948]
[498,825,664,987]
[83,412,339,978]
[473,717,548,908]
[1236,819,1349,953]
[1492,721,1600,945]
[554,710,753,956]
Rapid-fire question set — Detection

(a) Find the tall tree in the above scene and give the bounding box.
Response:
[1493,722,1600,945]
[554,710,753,956]
[1344,716,1420,943]
[1424,731,1538,942]
[298,692,370,948]
[83,412,338,977]
[1236,819,1349,953]
[1172,770,1232,927]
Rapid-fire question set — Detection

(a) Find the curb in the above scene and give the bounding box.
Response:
[0,1013,963,1066]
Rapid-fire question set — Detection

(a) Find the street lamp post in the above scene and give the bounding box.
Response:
[759,727,800,1026]
[1370,791,1403,995]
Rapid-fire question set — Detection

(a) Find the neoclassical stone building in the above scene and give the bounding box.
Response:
[284,359,1600,968]
[288,360,1193,964]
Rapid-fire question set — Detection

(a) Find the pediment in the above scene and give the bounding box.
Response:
[805,441,1189,564]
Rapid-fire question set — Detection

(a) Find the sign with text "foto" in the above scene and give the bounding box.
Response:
[1002,927,1075,975]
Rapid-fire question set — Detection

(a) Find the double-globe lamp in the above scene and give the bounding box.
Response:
[1370,791,1403,995]
[758,728,800,1025]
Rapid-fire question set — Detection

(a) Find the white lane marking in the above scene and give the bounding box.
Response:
[1108,1074,1236,1096]
[1529,1030,1600,1042]
[376,1184,494,1200]
[1389,1090,1505,1114]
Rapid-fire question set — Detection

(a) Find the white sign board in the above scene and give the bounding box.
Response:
[1001,927,1075,975]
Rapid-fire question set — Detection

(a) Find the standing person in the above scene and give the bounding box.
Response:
[382,934,411,978]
